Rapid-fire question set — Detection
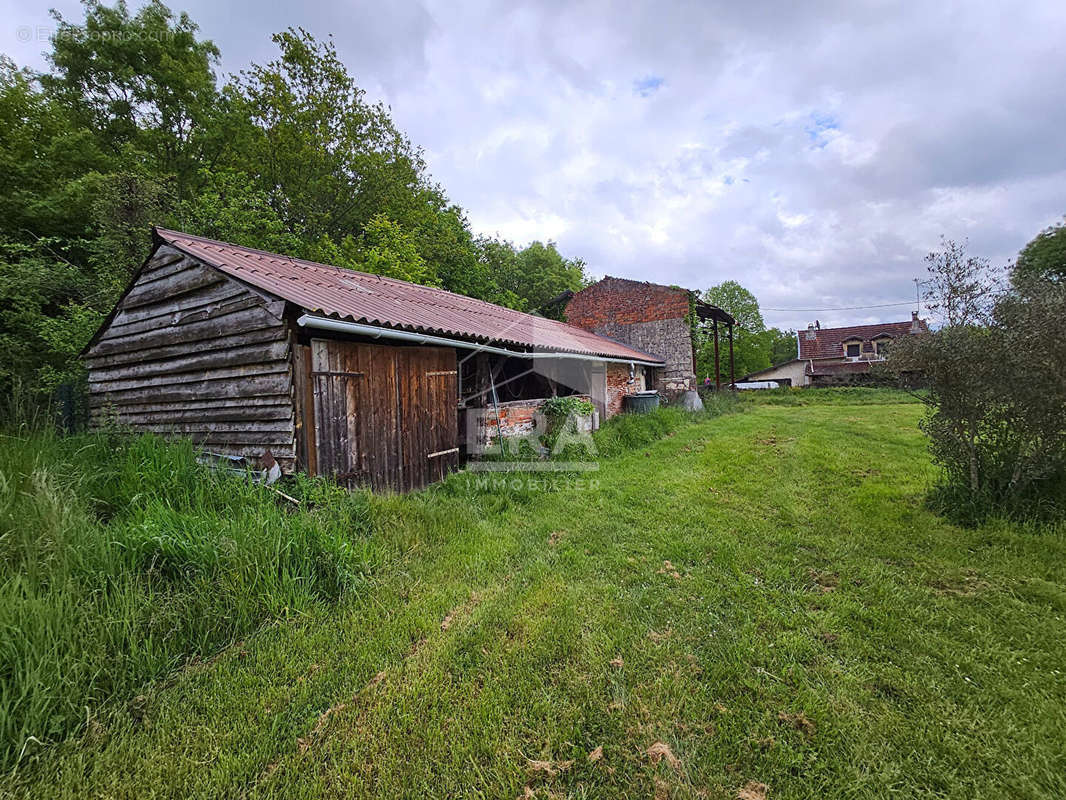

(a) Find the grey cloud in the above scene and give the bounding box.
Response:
[3,0,1065,330]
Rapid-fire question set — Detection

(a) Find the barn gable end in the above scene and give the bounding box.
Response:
[84,244,297,469]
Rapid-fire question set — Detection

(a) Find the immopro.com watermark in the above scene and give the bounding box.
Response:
[15,25,178,44]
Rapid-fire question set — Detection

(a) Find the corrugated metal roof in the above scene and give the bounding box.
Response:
[154,228,665,364]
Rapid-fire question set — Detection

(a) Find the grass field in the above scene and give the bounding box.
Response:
[4,394,1065,798]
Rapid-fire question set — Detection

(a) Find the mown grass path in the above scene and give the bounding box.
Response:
[11,402,1066,799]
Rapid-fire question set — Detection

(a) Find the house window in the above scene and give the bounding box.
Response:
[874,338,891,356]
[845,342,861,358]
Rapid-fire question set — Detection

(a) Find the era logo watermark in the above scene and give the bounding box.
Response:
[465,407,598,471]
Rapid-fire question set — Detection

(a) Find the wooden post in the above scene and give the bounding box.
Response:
[713,319,721,391]
[728,323,736,388]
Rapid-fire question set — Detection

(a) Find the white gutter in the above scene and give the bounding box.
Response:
[296,315,665,366]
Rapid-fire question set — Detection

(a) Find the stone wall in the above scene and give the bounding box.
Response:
[565,277,696,399]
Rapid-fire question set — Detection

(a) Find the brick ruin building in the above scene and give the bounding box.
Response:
[564,277,736,405]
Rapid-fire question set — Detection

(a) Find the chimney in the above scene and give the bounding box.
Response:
[910,310,921,334]
[805,323,818,341]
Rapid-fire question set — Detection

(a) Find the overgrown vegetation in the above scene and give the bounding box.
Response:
[539,395,596,455]
[540,395,595,421]
[889,239,1066,523]
[4,398,1064,798]
[0,430,376,769]
[593,392,738,456]
[735,386,923,407]
[0,1,587,408]
[0,399,729,769]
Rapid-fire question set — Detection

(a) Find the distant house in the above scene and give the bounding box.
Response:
[740,312,928,387]
[564,277,736,409]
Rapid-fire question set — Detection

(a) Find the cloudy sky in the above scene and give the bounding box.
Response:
[5,0,1066,329]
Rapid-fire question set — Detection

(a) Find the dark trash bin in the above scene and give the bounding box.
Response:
[623,391,660,413]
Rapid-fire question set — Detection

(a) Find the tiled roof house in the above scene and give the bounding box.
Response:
[740,312,928,387]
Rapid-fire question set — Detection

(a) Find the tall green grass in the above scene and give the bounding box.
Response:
[737,386,924,406]
[0,398,740,769]
[0,430,375,769]
[592,392,739,456]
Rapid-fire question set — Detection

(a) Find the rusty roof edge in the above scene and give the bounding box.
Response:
[298,313,668,364]
[341,315,665,363]
[157,228,665,363]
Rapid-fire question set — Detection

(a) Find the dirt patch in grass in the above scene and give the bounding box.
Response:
[296,669,389,755]
[737,780,769,800]
[929,569,992,597]
[807,568,839,593]
[869,678,907,702]
[298,702,345,754]
[645,741,681,769]
[777,710,815,737]
[746,735,774,753]
[851,468,882,479]
[657,561,682,581]
[442,591,482,631]
[755,435,795,448]
[527,758,573,777]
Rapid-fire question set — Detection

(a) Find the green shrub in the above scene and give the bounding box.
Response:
[539,395,594,420]
[539,395,596,458]
[889,269,1066,523]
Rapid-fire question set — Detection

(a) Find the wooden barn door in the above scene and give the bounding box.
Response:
[310,339,458,491]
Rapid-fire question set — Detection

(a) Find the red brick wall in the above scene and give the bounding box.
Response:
[566,278,690,329]
[487,399,541,440]
[566,278,696,399]
[606,363,641,417]
[472,395,595,446]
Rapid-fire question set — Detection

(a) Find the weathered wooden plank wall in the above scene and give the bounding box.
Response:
[84,246,297,469]
[310,339,458,492]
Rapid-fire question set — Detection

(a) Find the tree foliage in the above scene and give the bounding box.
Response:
[0,2,587,409]
[1015,216,1066,285]
[354,214,437,285]
[889,240,1066,522]
[920,237,1004,327]
[767,328,797,365]
[45,0,221,194]
[696,281,771,380]
[225,28,421,244]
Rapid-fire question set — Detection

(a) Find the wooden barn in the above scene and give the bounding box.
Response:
[83,229,666,491]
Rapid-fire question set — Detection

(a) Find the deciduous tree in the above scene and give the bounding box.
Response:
[698,281,771,380]
[1015,216,1066,285]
